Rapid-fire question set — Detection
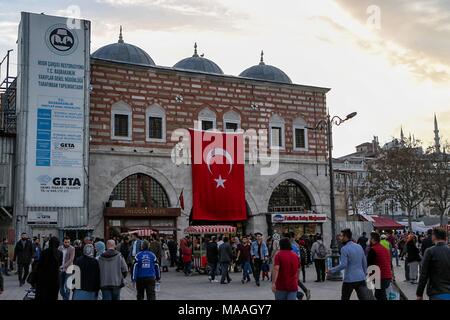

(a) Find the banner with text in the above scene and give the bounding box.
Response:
[20,12,90,207]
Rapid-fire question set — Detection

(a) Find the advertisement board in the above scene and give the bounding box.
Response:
[19,13,90,207]
[271,213,328,224]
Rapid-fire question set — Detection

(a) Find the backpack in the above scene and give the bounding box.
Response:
[316,242,327,259]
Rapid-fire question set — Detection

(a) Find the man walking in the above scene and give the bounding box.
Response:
[13,233,34,286]
[218,237,233,284]
[328,229,372,300]
[129,234,142,265]
[417,227,450,300]
[206,236,219,283]
[167,236,177,268]
[251,232,268,287]
[311,235,327,282]
[272,238,299,300]
[98,239,128,300]
[420,229,434,256]
[237,235,252,284]
[132,240,160,300]
[357,232,368,252]
[58,237,75,300]
[367,232,392,300]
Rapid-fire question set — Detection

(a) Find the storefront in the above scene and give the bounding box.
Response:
[268,212,327,238]
[104,173,181,239]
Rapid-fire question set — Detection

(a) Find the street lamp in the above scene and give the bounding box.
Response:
[307,111,357,281]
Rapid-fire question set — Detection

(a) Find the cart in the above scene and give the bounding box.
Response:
[123,228,158,239]
[184,225,237,274]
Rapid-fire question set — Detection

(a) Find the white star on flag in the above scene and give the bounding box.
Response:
[214,175,226,188]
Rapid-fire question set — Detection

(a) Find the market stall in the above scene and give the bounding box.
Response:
[184,225,237,274]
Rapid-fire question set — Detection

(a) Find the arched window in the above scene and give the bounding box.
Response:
[269,114,285,149]
[223,110,241,132]
[198,107,216,131]
[268,180,312,211]
[110,173,170,208]
[293,117,308,151]
[111,101,132,140]
[146,104,166,142]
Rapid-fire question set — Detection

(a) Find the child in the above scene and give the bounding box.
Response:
[261,261,270,281]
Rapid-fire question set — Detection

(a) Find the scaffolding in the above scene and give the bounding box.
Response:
[0,49,16,134]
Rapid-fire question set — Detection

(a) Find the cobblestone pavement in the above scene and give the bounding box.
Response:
[0,260,425,300]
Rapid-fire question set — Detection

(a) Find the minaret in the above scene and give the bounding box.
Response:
[400,126,405,142]
[118,25,124,43]
[434,113,441,153]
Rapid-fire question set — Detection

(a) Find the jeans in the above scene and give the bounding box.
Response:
[72,290,98,300]
[341,280,372,300]
[404,261,410,281]
[220,262,231,283]
[314,259,326,281]
[392,249,399,266]
[59,272,70,300]
[136,277,156,300]
[101,288,121,300]
[208,262,218,280]
[374,279,391,301]
[0,271,3,291]
[300,264,306,282]
[274,291,297,300]
[183,261,192,275]
[241,261,252,281]
[2,260,9,275]
[253,259,263,283]
[17,263,30,284]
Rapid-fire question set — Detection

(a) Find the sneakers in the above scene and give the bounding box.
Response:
[241,279,245,284]
[256,281,260,287]
[306,289,311,300]
[212,279,219,283]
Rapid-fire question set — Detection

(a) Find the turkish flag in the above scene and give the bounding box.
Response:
[190,129,246,221]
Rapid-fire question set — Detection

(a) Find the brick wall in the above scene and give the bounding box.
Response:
[89,59,328,157]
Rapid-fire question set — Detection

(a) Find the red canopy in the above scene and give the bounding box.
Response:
[371,216,404,230]
[184,225,236,234]
[126,229,157,237]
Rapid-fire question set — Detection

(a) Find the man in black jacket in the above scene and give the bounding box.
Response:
[420,229,434,256]
[13,233,34,286]
[206,237,219,282]
[417,227,450,300]
[218,237,233,284]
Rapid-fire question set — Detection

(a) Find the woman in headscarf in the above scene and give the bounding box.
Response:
[95,241,106,260]
[406,234,421,284]
[73,244,100,300]
[35,237,62,301]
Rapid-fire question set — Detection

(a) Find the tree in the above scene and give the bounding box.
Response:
[367,139,428,231]
[424,144,450,226]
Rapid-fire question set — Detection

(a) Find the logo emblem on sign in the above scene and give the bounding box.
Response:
[45,24,78,55]
[37,175,52,185]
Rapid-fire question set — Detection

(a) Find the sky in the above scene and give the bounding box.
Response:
[0,0,449,157]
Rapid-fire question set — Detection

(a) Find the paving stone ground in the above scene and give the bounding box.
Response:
[0,260,425,300]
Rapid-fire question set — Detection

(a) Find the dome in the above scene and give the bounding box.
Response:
[91,26,155,66]
[173,43,224,75]
[239,51,292,84]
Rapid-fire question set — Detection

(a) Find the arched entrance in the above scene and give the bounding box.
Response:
[104,173,181,238]
[267,179,325,238]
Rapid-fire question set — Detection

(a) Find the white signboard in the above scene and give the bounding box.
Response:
[271,213,328,224]
[28,211,58,225]
[20,13,90,207]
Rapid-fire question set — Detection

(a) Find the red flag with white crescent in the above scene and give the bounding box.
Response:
[190,129,246,221]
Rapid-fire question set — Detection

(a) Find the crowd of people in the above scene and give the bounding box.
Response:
[0,226,449,301]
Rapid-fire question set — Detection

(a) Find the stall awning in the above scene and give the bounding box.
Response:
[126,229,157,237]
[371,216,404,230]
[184,225,236,234]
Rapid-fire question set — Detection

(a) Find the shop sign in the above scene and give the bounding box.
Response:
[28,211,58,225]
[271,213,327,223]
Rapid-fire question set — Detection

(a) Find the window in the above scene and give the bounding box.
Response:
[111,101,132,140]
[268,179,312,211]
[293,117,308,151]
[269,114,285,149]
[146,104,166,142]
[198,108,216,131]
[110,173,170,208]
[223,110,241,132]
[202,120,214,131]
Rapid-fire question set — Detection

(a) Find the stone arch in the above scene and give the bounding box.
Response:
[101,164,178,209]
[263,171,325,212]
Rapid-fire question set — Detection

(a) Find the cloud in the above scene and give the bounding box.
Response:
[332,0,450,81]
[313,10,450,83]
